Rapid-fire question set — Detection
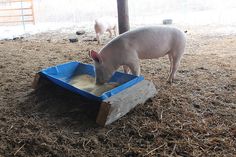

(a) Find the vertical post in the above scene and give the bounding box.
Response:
[117,0,130,34]
[31,0,35,25]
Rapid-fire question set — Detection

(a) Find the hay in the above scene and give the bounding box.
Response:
[0,26,235,156]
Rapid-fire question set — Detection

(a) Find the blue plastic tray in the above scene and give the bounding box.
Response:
[39,61,144,101]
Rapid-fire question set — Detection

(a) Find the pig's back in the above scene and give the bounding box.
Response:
[95,17,116,30]
[104,26,185,59]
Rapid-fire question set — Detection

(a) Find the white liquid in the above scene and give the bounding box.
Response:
[69,74,119,96]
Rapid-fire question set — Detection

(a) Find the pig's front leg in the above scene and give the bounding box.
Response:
[96,33,101,44]
[128,61,140,76]
[123,65,130,74]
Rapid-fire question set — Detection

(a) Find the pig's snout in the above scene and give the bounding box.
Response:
[95,72,111,84]
[95,72,112,85]
[95,78,104,85]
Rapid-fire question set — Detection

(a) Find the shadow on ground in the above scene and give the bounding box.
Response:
[19,78,101,130]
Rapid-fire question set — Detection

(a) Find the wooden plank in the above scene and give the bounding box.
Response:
[0,20,34,23]
[96,80,157,126]
[0,7,32,11]
[32,73,41,89]
[0,14,33,18]
[96,103,111,125]
[4,0,32,2]
[117,0,130,34]
[31,73,51,90]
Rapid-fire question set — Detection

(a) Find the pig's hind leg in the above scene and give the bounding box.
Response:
[113,26,117,36]
[168,54,173,76]
[108,29,113,38]
[167,52,182,84]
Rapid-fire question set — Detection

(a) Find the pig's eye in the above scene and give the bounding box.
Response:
[94,57,100,63]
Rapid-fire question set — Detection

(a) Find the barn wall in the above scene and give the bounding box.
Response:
[0,0,235,39]
[32,0,236,25]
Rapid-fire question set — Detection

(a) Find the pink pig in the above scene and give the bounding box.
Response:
[94,17,117,44]
[90,26,186,84]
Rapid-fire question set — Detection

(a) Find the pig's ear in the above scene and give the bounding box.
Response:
[90,50,102,63]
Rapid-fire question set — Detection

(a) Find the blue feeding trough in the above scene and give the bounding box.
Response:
[39,61,144,102]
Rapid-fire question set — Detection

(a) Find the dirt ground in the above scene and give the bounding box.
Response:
[0,25,236,157]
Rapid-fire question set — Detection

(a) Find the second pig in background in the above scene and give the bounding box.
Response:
[94,17,117,44]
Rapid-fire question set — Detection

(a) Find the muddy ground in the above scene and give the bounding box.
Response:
[0,26,236,157]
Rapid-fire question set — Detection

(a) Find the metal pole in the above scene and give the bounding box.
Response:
[117,0,130,34]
